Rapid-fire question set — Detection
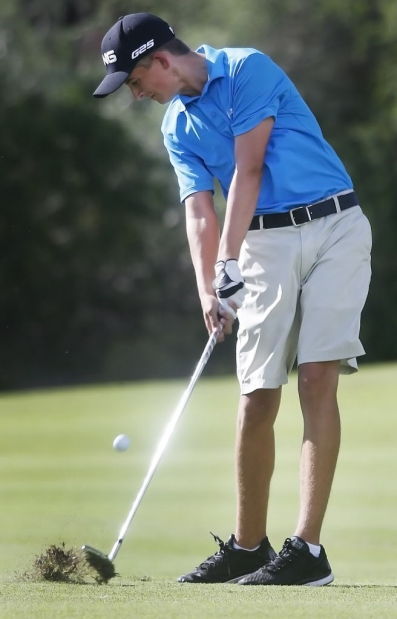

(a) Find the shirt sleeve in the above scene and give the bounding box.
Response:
[231,52,289,136]
[163,134,214,203]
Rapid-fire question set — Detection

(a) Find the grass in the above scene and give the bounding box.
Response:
[0,363,396,617]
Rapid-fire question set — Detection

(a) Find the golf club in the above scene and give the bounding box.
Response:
[82,327,220,582]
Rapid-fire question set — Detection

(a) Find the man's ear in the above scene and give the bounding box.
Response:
[153,51,171,69]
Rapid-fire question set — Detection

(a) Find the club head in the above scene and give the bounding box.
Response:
[82,545,117,583]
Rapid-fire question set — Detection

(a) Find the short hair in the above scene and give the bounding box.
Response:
[137,38,191,68]
[157,38,191,55]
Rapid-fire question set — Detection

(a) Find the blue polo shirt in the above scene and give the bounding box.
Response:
[161,45,353,214]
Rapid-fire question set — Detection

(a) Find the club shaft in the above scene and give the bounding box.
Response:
[108,329,219,561]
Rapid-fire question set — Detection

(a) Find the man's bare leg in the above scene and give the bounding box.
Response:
[294,361,341,544]
[235,387,281,549]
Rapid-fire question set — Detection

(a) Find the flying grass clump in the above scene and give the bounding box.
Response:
[26,543,118,584]
[19,543,118,585]
[29,543,88,584]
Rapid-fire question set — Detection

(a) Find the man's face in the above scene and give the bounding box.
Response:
[125,57,177,104]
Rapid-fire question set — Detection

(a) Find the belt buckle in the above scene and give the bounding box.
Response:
[289,205,312,227]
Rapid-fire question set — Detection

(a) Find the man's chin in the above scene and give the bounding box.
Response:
[159,95,174,104]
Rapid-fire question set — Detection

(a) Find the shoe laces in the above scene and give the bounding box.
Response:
[196,532,231,570]
[267,538,301,573]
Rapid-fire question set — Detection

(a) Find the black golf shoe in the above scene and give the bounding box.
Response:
[237,536,334,586]
[178,532,276,583]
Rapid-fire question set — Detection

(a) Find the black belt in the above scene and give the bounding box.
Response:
[249,191,358,230]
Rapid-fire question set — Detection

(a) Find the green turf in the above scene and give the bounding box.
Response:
[0,363,396,617]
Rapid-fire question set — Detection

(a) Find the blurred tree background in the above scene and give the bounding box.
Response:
[0,0,396,389]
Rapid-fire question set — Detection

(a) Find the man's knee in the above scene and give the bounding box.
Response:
[298,361,339,403]
[238,388,281,430]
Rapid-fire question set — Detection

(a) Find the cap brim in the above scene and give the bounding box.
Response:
[93,70,129,98]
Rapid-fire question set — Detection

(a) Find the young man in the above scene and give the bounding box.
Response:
[94,13,372,585]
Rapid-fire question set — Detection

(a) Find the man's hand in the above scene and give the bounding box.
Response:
[213,259,245,319]
[200,293,234,342]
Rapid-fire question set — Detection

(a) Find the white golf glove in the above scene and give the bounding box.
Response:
[213,259,245,319]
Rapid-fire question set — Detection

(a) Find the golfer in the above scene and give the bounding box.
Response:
[94,13,372,586]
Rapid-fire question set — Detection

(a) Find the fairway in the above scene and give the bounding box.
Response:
[1,363,396,617]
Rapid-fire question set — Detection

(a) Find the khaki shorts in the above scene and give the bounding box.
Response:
[236,204,372,394]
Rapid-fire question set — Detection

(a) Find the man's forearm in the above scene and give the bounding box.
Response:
[185,192,220,299]
[218,168,262,260]
[218,117,274,261]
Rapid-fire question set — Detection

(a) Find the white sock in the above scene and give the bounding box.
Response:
[295,537,321,558]
[232,540,260,552]
[307,542,321,557]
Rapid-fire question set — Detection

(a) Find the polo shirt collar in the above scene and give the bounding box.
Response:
[197,44,226,87]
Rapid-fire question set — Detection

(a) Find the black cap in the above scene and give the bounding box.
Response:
[93,13,175,98]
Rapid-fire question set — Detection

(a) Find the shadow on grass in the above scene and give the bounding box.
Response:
[330,584,397,589]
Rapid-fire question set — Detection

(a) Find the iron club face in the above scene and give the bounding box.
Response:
[81,545,117,583]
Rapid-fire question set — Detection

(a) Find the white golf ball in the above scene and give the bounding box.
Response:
[112,434,130,452]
